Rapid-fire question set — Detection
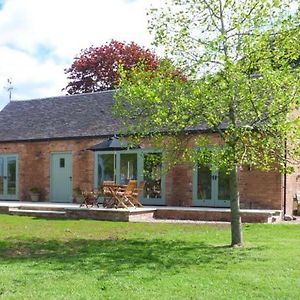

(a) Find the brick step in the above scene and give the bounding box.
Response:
[65,208,155,221]
[9,207,66,218]
[17,205,67,212]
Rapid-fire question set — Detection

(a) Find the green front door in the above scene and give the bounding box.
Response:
[0,155,18,200]
[193,165,230,207]
[50,152,72,202]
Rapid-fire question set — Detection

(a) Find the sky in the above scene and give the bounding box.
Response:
[0,0,161,109]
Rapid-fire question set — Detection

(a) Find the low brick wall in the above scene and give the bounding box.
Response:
[154,209,275,223]
[64,209,130,221]
[65,208,155,222]
[0,206,9,214]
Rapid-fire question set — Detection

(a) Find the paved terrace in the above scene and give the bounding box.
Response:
[0,201,283,223]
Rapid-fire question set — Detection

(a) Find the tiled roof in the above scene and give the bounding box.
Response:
[0,90,225,142]
[0,90,122,142]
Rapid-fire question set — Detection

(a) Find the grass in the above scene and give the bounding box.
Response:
[0,215,299,300]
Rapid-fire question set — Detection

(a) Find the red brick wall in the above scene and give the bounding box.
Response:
[0,137,292,213]
[165,164,284,210]
[0,138,103,201]
[239,168,282,210]
[161,133,285,210]
[165,164,193,206]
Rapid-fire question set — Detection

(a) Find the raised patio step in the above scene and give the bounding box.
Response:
[1,201,283,223]
[17,205,67,212]
[9,207,66,218]
[65,208,156,221]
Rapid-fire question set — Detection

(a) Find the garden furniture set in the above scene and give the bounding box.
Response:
[80,180,144,208]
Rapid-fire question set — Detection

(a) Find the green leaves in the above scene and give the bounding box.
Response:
[114,0,300,173]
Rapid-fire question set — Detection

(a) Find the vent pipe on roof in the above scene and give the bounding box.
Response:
[4,78,14,101]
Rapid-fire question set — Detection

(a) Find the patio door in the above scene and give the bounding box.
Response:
[0,155,18,200]
[119,153,137,184]
[95,150,165,205]
[140,152,165,205]
[97,153,116,183]
[96,152,138,186]
[193,165,230,207]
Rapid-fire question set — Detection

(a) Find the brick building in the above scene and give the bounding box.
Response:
[0,90,298,215]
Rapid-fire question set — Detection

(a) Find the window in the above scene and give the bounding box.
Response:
[59,158,65,168]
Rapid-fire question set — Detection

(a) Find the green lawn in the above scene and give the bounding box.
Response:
[0,215,299,300]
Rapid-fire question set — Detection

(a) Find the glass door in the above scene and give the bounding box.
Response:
[119,153,137,184]
[141,152,165,205]
[0,157,4,197]
[216,169,230,207]
[196,165,214,206]
[7,157,17,197]
[0,155,18,200]
[95,150,165,205]
[96,153,116,186]
[193,165,230,207]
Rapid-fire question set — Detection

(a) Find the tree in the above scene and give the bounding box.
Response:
[64,40,159,94]
[115,0,300,247]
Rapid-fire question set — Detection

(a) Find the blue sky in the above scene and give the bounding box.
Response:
[0,0,160,109]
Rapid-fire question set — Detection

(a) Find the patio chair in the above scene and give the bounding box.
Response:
[117,180,137,207]
[101,181,117,208]
[116,180,136,195]
[80,190,100,208]
[127,181,145,207]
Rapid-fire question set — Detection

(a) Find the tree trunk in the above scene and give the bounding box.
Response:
[230,165,243,247]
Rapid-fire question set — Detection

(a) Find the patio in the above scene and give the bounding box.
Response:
[0,201,155,222]
[0,201,282,223]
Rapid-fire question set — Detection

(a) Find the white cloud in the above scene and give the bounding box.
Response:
[0,0,162,108]
[0,45,68,108]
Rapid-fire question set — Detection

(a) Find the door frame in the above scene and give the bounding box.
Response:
[0,154,19,200]
[50,151,73,202]
[94,149,166,205]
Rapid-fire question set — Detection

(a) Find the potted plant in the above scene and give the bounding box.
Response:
[29,187,40,202]
[73,186,84,204]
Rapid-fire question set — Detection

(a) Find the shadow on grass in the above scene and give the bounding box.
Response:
[0,237,263,275]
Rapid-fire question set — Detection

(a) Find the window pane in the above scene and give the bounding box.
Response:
[120,153,137,184]
[144,153,162,199]
[98,154,115,186]
[197,165,211,200]
[7,157,16,195]
[218,170,230,201]
[59,158,65,168]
